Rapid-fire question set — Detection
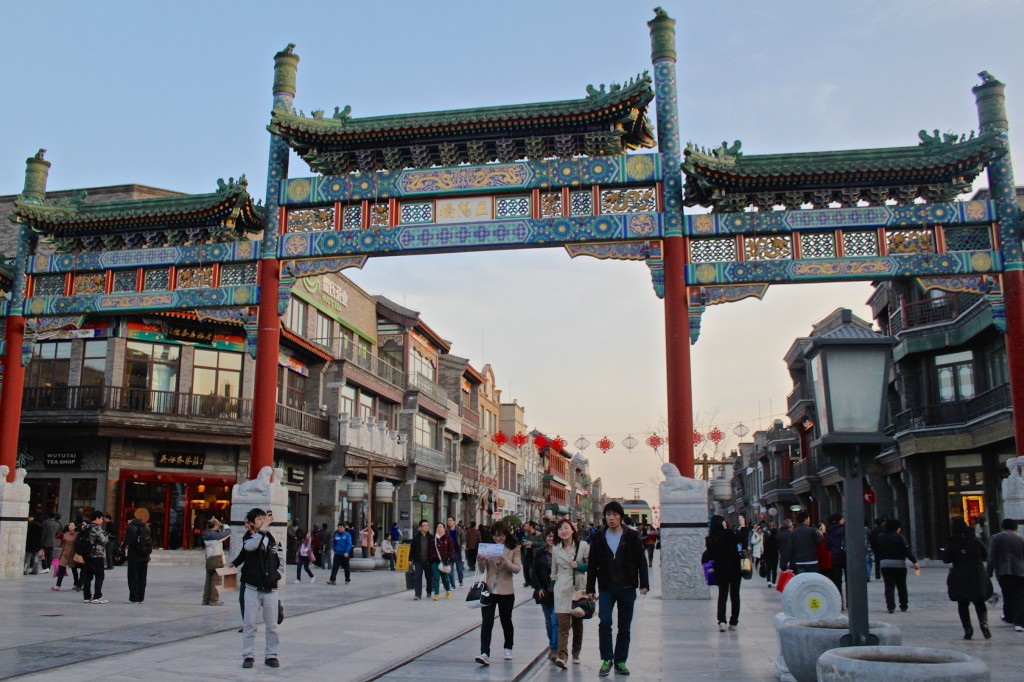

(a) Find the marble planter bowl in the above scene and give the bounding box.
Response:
[779,618,901,682]
[816,645,989,682]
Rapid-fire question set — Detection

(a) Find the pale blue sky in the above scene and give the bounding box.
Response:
[4,1,1023,497]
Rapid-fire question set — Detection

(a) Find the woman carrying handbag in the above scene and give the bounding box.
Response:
[551,519,590,668]
[430,522,455,601]
[944,517,993,639]
[474,522,522,666]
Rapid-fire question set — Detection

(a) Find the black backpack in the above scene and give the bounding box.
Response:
[131,522,153,556]
[74,527,93,557]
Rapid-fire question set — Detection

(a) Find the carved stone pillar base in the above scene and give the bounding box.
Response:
[659,467,710,600]
[229,466,289,589]
[0,468,31,580]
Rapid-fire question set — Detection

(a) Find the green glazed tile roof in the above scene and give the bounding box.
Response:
[270,76,655,174]
[682,129,1007,211]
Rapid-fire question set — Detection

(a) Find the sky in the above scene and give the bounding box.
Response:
[3,1,1023,500]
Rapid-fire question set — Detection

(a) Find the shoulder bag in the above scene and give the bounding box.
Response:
[436,537,452,573]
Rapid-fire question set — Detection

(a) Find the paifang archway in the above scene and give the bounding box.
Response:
[0,9,1019,493]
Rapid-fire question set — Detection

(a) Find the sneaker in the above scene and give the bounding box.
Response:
[718,622,727,632]
[242,658,254,669]
[504,648,513,660]
[728,624,737,630]
[91,598,108,604]
[1016,625,1024,632]
[265,658,279,668]
[599,660,613,677]
[414,595,421,600]
[614,662,631,675]
[446,591,451,600]
[293,580,301,584]
[554,658,567,669]
[310,577,315,584]
[327,581,336,585]
[344,579,351,583]
[433,594,440,601]
[572,656,581,665]
[475,653,489,666]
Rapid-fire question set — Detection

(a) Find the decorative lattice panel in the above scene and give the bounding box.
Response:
[400,202,433,224]
[690,238,737,263]
[745,235,793,261]
[72,273,105,295]
[177,266,214,288]
[369,204,390,228]
[943,226,992,252]
[112,270,138,293]
[799,233,837,259]
[286,207,335,232]
[886,229,935,254]
[219,263,257,286]
[144,268,170,291]
[570,191,593,216]
[842,231,879,257]
[600,187,656,214]
[32,275,65,296]
[541,192,563,217]
[496,196,530,218]
[342,206,362,229]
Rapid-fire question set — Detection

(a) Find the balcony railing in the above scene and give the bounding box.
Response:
[787,383,813,413]
[21,385,331,439]
[791,457,819,481]
[407,373,450,406]
[411,443,447,471]
[339,341,404,388]
[761,476,792,494]
[893,384,1012,432]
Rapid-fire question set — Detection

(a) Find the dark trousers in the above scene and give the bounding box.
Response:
[127,560,148,602]
[793,563,818,575]
[881,566,909,611]
[522,548,535,586]
[81,557,105,600]
[764,556,778,584]
[716,576,741,625]
[957,599,988,630]
[645,545,655,567]
[997,574,1024,625]
[56,564,79,587]
[480,593,515,655]
[598,586,636,663]
[296,556,314,580]
[329,554,350,583]
[466,549,478,571]
[413,562,430,597]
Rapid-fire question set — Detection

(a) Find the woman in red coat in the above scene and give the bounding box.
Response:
[430,522,455,600]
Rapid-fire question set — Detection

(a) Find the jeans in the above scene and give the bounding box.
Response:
[540,602,558,652]
[296,556,314,580]
[557,612,584,661]
[466,548,478,571]
[127,560,148,602]
[330,554,350,583]
[242,586,279,659]
[453,554,464,585]
[23,551,39,574]
[204,555,224,603]
[81,557,105,600]
[384,552,396,570]
[645,545,655,567]
[480,593,515,655]
[598,586,636,663]
[881,566,908,611]
[413,562,430,597]
[717,576,741,625]
[997,574,1024,626]
[431,562,452,594]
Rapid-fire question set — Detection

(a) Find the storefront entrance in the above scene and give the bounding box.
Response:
[119,470,234,548]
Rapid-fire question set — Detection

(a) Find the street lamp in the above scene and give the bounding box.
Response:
[804,309,893,648]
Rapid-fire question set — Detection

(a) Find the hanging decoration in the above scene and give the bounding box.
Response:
[533,434,549,450]
[597,437,614,453]
[491,430,508,446]
[707,427,724,445]
[733,423,750,438]
[693,430,704,447]
[622,435,638,451]
[646,433,664,450]
[575,436,591,451]
[552,436,567,451]
[511,432,528,449]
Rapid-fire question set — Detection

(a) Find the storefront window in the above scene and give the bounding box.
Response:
[81,340,107,387]
[193,349,242,398]
[27,341,72,388]
[71,478,97,520]
[124,341,180,413]
[286,372,305,410]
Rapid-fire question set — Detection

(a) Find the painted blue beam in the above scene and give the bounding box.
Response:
[23,285,261,316]
[29,242,260,274]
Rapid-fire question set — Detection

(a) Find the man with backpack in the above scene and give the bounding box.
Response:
[238,508,282,669]
[123,508,153,603]
[77,511,110,604]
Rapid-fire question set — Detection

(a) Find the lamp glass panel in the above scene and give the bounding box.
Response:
[810,354,829,436]
[826,348,887,433]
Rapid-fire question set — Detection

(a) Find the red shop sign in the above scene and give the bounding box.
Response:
[863,490,877,504]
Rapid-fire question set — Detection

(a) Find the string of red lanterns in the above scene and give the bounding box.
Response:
[484,429,727,455]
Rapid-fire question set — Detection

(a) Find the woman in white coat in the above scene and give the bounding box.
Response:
[750,524,764,569]
[550,518,590,668]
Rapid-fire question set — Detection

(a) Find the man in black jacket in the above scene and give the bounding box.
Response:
[238,508,282,669]
[788,511,822,574]
[408,520,433,600]
[586,501,649,677]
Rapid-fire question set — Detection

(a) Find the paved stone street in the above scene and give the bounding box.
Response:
[1,556,1019,680]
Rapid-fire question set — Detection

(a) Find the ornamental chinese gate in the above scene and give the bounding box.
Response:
[1,9,1020,489]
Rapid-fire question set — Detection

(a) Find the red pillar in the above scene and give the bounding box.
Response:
[249,259,281,478]
[663,235,694,477]
[0,315,26,481]
[1003,270,1024,449]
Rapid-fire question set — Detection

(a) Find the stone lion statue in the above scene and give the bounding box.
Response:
[661,462,705,493]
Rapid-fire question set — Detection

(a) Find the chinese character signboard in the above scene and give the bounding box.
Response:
[155,452,206,469]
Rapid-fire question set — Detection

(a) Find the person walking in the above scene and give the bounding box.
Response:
[521,521,539,588]
[24,515,43,575]
[52,522,80,591]
[641,524,657,568]
[586,501,649,677]
[869,518,885,581]
[824,514,847,606]
[987,517,1024,631]
[750,524,764,571]
[390,521,402,544]
[201,518,231,605]
[704,514,742,632]
[103,513,118,570]
[294,528,315,583]
[79,511,109,604]
[123,508,153,603]
[328,521,352,585]
[474,521,522,666]
[552,519,590,668]
[776,519,793,577]
[42,513,61,571]
[238,508,282,668]
[465,522,481,573]
[944,517,993,639]
[409,520,433,599]
[876,518,919,614]
[430,521,455,600]
[762,522,779,587]
[447,517,465,588]
[788,511,822,574]
[532,526,558,662]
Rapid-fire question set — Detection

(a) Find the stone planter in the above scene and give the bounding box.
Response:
[349,557,376,572]
[372,557,389,570]
[816,646,989,682]
[779,618,901,682]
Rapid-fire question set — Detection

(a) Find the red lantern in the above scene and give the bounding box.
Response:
[597,437,614,453]
[693,430,704,447]
[491,430,508,446]
[533,434,549,449]
[552,436,567,451]
[511,432,528,448]
[708,427,724,444]
[646,433,664,450]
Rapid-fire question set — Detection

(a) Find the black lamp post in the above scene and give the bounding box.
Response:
[804,310,894,647]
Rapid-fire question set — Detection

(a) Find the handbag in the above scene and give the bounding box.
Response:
[758,559,767,578]
[702,560,716,586]
[571,594,596,619]
[466,580,489,608]
[776,569,795,592]
[739,551,753,580]
[73,553,85,565]
[112,546,127,566]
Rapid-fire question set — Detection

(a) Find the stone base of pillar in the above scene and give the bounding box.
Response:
[658,464,710,599]
[0,468,31,580]
[228,466,289,589]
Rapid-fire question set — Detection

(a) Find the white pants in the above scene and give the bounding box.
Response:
[242,586,279,659]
